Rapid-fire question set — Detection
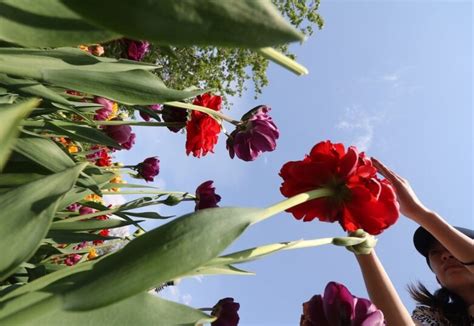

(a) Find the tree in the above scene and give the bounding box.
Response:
[105,0,324,106]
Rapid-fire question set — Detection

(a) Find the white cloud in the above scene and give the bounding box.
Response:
[382,73,399,82]
[336,106,384,152]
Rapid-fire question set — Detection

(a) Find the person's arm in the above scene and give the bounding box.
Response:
[354,249,414,325]
[372,158,474,271]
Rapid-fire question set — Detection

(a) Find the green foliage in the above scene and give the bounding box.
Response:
[114,0,325,105]
[63,0,304,47]
[0,163,86,281]
[0,2,335,324]
[0,99,39,171]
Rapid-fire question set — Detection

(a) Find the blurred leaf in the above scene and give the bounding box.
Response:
[119,211,173,220]
[14,137,75,173]
[62,207,265,310]
[190,264,254,277]
[50,218,140,231]
[45,122,120,148]
[42,69,207,105]
[206,237,335,267]
[0,0,119,47]
[0,173,46,188]
[0,99,40,171]
[63,0,304,47]
[1,291,214,326]
[57,186,93,211]
[0,93,18,104]
[0,163,86,281]
[0,48,158,80]
[46,230,118,244]
[0,74,71,105]
[0,257,99,302]
[41,293,215,326]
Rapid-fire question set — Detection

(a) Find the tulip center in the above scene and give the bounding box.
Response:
[325,177,352,205]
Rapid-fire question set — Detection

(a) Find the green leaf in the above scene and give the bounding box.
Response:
[63,0,304,47]
[120,211,173,220]
[0,0,119,47]
[42,69,207,105]
[0,163,86,281]
[46,230,118,244]
[0,173,46,188]
[45,121,120,148]
[14,137,75,173]
[45,293,215,326]
[0,99,40,171]
[0,74,71,105]
[190,264,254,277]
[62,207,265,310]
[206,237,335,267]
[0,47,158,80]
[1,292,214,326]
[0,257,99,302]
[0,93,18,104]
[50,218,140,231]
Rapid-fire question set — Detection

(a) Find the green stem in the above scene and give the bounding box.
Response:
[257,47,309,76]
[164,101,241,126]
[260,188,334,222]
[55,207,121,223]
[21,120,183,128]
[101,190,195,199]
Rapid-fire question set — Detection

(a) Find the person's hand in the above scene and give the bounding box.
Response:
[371,158,430,219]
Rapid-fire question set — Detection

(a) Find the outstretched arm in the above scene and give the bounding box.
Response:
[372,158,474,271]
[354,249,414,325]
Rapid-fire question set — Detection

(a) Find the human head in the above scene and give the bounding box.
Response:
[413,226,474,291]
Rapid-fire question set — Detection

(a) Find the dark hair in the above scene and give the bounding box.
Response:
[408,282,471,325]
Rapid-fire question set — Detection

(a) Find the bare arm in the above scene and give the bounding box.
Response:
[372,158,474,272]
[355,250,414,325]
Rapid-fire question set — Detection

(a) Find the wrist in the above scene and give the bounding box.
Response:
[405,207,435,223]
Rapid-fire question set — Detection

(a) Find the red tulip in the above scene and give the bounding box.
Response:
[185,94,222,158]
[280,140,399,235]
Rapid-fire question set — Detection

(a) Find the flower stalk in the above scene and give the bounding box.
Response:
[257,47,309,76]
[165,101,241,126]
[260,187,334,222]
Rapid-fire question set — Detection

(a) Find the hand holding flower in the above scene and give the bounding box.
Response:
[372,158,430,220]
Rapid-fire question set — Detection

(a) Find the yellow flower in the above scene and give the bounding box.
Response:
[107,102,119,120]
[87,248,99,260]
[79,45,89,52]
[109,175,126,192]
[84,194,103,203]
[68,145,79,153]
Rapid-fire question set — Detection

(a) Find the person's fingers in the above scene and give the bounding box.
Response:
[371,158,404,184]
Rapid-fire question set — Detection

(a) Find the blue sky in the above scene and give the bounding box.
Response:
[113,1,472,324]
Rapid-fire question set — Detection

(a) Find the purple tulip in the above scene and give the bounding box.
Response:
[211,297,240,326]
[161,104,188,133]
[137,157,160,182]
[121,132,136,150]
[300,282,384,326]
[79,206,95,215]
[195,180,221,211]
[226,105,279,161]
[125,39,150,61]
[140,104,162,122]
[67,203,80,212]
[65,254,81,266]
[94,97,114,121]
[103,124,136,150]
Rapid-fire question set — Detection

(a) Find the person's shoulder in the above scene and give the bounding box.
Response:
[412,305,450,326]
